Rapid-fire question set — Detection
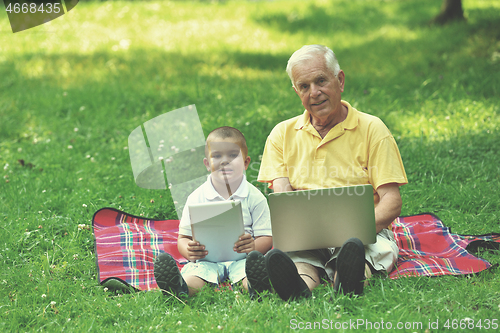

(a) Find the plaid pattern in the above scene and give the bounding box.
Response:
[389,213,500,279]
[92,208,187,291]
[93,208,499,290]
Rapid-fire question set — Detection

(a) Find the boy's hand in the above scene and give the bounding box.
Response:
[185,240,208,262]
[233,233,255,254]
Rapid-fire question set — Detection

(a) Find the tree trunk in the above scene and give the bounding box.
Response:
[432,0,465,25]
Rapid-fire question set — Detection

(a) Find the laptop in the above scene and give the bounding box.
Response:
[268,184,376,252]
[189,200,246,262]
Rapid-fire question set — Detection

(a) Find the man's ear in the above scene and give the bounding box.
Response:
[203,157,212,172]
[337,70,345,93]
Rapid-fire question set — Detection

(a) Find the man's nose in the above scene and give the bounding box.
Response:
[310,84,321,97]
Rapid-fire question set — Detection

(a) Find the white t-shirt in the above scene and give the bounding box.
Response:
[178,175,272,238]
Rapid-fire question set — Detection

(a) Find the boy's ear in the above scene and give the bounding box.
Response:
[203,157,212,172]
[243,155,251,170]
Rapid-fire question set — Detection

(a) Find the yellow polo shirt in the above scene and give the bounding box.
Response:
[257,101,408,205]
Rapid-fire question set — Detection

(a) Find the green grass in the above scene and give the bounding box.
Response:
[1,0,499,331]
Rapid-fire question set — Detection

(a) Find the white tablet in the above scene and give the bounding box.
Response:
[189,200,246,263]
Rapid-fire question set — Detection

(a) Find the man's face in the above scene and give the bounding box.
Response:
[204,140,250,187]
[292,56,345,123]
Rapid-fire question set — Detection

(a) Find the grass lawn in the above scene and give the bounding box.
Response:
[1,0,499,331]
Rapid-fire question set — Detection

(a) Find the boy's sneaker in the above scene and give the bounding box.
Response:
[245,251,272,300]
[265,249,312,301]
[334,237,365,296]
[154,252,188,297]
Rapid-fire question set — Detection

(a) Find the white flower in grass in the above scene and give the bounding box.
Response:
[79,106,85,111]
[50,301,56,306]
[116,303,121,308]
[3,163,9,170]
[176,321,182,325]
[123,147,128,150]
[111,157,115,161]
[86,155,91,159]
[217,325,223,330]
[67,145,73,149]
[41,294,47,298]
[90,157,95,163]
[103,287,108,292]
[82,204,87,208]
[17,148,22,152]
[42,190,46,193]
[74,128,79,132]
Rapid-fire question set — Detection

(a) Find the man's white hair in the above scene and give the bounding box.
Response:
[286,45,341,88]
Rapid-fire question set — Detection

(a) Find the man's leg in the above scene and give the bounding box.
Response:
[296,262,321,291]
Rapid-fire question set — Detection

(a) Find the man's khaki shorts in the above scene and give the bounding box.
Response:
[286,229,398,281]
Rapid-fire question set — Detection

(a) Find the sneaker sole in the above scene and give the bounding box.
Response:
[246,251,272,298]
[265,249,311,301]
[335,238,365,295]
[154,252,185,296]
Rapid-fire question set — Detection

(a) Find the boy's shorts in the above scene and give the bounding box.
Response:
[180,258,246,285]
[286,229,398,281]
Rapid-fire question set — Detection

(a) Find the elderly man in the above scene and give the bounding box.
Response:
[247,45,407,300]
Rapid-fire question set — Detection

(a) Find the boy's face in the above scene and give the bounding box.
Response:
[203,139,250,187]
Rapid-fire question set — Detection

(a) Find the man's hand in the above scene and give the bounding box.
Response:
[233,233,255,254]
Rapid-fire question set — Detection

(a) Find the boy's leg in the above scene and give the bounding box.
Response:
[180,261,224,296]
[183,275,207,296]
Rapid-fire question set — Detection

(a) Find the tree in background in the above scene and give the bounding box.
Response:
[432,0,465,25]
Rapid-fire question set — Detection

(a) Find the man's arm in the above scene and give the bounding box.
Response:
[374,183,402,233]
[272,177,294,193]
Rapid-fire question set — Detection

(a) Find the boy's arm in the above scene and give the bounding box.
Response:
[178,234,208,262]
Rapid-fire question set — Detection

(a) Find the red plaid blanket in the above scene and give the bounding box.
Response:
[92,208,500,291]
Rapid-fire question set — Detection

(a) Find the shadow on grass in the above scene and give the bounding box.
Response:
[251,1,438,34]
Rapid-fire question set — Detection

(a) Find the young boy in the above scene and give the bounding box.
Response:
[154,126,273,298]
